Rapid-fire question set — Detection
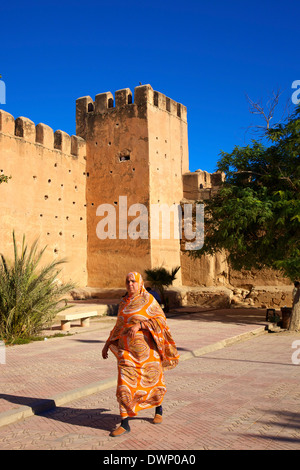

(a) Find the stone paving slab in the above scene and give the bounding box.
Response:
[0,331,299,450]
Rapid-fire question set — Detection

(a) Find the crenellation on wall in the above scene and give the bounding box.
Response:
[94,92,114,113]
[0,110,86,158]
[76,96,94,137]
[36,123,53,148]
[71,135,86,158]
[115,88,133,107]
[179,103,187,121]
[15,116,36,142]
[182,169,225,200]
[151,88,187,121]
[134,84,153,107]
[153,90,164,108]
[75,84,187,129]
[54,130,71,154]
[0,110,15,134]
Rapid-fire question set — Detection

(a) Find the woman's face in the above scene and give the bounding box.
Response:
[126,274,139,296]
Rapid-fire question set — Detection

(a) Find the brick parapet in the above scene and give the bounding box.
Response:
[76,84,187,136]
[0,110,86,158]
[182,169,225,200]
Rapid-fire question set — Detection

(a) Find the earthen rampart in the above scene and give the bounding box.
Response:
[0,110,88,285]
[0,86,291,303]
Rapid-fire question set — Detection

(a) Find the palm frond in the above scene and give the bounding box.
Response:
[0,232,75,342]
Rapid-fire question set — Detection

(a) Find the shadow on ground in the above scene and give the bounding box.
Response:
[0,393,153,432]
[1,393,300,445]
[166,307,268,327]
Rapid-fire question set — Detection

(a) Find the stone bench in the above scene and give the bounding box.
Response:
[57,311,98,331]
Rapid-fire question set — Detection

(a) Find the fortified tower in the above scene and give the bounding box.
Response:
[0,85,291,305]
[76,84,189,287]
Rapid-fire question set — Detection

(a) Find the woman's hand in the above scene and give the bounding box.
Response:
[102,342,109,359]
[128,323,140,339]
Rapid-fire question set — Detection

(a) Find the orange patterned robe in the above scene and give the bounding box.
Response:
[106,273,179,418]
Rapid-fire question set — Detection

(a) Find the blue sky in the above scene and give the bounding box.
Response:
[1,0,299,173]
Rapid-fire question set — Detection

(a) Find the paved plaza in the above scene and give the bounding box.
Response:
[0,307,300,451]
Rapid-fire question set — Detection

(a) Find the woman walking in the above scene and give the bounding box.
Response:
[102,271,179,437]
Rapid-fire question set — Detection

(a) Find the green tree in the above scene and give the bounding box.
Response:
[192,106,300,330]
[144,266,180,312]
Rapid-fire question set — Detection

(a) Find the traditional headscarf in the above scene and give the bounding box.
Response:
[108,271,179,370]
[126,271,146,296]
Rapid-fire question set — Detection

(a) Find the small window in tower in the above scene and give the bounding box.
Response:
[119,155,130,162]
[88,102,94,112]
[108,98,114,108]
[128,94,133,104]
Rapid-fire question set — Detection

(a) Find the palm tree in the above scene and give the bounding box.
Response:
[144,266,180,312]
[0,232,74,343]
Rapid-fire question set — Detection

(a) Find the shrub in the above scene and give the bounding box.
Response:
[144,266,180,312]
[0,232,74,343]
